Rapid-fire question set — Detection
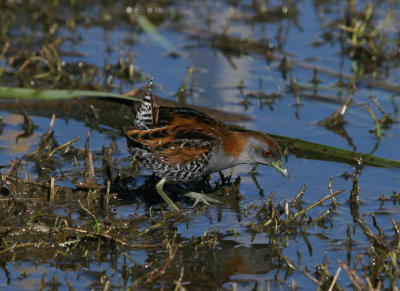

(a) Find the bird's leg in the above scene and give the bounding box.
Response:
[156,178,180,212]
[184,192,220,207]
[156,178,219,209]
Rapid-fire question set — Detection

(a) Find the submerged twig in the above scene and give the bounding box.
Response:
[15,98,34,141]
[328,177,338,208]
[304,209,331,232]
[78,199,100,233]
[48,176,55,202]
[292,189,344,220]
[63,227,155,248]
[318,94,353,128]
[84,130,95,185]
[27,115,56,156]
[176,66,194,103]
[365,105,382,156]
[328,264,342,291]
[365,105,381,139]
[49,136,80,157]
[48,114,56,133]
[293,184,307,206]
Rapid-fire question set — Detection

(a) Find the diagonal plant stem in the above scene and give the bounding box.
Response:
[292,189,344,220]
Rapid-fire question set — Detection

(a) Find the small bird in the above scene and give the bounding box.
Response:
[123,78,289,211]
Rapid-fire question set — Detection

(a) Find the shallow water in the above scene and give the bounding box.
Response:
[1,0,400,290]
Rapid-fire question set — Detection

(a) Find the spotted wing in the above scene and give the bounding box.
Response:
[123,126,217,166]
[124,107,220,166]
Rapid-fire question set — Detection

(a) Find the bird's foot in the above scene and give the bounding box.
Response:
[156,179,220,210]
[184,192,220,207]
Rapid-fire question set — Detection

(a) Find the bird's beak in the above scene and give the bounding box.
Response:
[271,160,289,179]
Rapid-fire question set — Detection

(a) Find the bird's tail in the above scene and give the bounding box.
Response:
[133,77,154,129]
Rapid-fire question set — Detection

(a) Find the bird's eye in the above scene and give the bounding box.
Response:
[264,149,272,157]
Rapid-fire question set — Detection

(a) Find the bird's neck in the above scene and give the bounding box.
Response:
[221,130,251,163]
[203,131,252,173]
